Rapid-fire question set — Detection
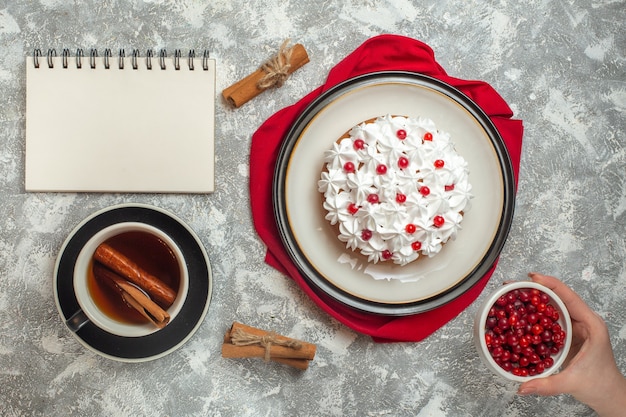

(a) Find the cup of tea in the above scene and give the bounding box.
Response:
[67,222,189,337]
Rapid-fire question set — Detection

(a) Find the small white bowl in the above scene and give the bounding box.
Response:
[473,281,572,382]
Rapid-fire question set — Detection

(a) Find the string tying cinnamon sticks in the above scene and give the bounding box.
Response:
[230,328,302,362]
[222,39,309,108]
[222,322,316,370]
[256,39,294,90]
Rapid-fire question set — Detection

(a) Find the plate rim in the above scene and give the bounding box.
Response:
[272,71,515,316]
[53,203,213,362]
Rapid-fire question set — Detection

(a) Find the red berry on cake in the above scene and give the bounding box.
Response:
[353,138,365,150]
[361,229,372,241]
[396,193,407,203]
[445,184,455,192]
[382,250,393,260]
[348,203,359,215]
[405,224,417,234]
[396,129,407,140]
[376,164,387,175]
[433,215,445,227]
[398,156,409,169]
[424,132,433,141]
[367,194,379,204]
[411,241,422,251]
[434,159,445,169]
[343,161,355,173]
[419,186,430,197]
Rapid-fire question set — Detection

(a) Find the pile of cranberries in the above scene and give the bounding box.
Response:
[484,287,567,377]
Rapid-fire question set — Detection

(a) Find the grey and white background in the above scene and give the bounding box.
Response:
[1,1,624,416]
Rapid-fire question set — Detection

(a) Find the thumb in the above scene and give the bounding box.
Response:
[517,374,569,397]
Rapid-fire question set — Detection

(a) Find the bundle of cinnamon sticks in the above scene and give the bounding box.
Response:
[222,40,309,108]
[222,322,316,370]
[93,243,175,328]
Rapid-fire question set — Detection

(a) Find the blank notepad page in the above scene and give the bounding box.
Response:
[25,50,215,193]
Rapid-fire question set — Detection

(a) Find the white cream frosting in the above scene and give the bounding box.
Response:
[318,115,473,266]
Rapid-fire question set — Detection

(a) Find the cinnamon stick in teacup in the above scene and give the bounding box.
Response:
[222,40,309,108]
[93,263,170,328]
[93,243,176,308]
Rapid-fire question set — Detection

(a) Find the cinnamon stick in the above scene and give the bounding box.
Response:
[222,42,309,108]
[94,263,170,328]
[269,357,310,371]
[221,344,311,370]
[222,322,316,370]
[93,243,176,308]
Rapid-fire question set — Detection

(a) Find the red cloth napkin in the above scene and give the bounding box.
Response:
[250,34,523,342]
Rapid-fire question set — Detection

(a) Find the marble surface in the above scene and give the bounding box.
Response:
[1,0,624,416]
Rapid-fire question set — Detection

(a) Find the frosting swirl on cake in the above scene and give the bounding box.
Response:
[318,115,472,266]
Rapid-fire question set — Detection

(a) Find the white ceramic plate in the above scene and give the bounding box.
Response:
[273,72,515,315]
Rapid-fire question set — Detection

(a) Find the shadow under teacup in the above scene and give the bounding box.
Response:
[67,222,189,338]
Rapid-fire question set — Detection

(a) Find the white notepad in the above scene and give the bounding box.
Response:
[25,49,215,193]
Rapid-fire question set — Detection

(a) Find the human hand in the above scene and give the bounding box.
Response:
[517,273,626,417]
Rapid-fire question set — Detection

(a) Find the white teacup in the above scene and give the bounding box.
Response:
[67,222,189,337]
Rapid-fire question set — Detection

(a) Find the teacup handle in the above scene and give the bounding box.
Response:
[66,309,89,332]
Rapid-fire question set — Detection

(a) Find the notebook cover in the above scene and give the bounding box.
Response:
[25,54,215,193]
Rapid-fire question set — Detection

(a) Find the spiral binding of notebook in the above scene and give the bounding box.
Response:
[25,47,216,193]
[32,48,211,71]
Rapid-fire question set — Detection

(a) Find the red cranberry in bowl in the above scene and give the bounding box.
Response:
[474,281,572,382]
